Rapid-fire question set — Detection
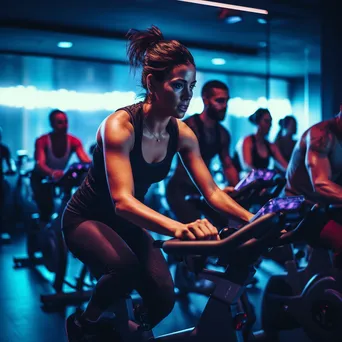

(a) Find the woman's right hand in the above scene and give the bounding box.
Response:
[174,218,220,241]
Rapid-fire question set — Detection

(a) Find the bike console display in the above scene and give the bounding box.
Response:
[251,195,306,222]
[234,169,278,191]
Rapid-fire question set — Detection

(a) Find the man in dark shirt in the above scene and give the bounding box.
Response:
[166,80,239,223]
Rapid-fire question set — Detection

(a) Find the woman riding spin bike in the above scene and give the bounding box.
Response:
[62,25,253,342]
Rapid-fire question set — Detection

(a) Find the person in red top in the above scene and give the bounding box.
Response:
[31,109,91,225]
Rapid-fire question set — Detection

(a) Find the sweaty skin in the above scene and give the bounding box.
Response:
[99,65,253,241]
[285,115,342,204]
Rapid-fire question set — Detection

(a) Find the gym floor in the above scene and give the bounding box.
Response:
[0,231,312,342]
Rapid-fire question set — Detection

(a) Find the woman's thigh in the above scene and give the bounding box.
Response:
[113,222,174,295]
[63,219,140,279]
[63,218,173,293]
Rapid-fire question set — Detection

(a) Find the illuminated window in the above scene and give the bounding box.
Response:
[0,85,292,119]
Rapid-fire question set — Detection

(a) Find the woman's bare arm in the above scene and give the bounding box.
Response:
[240,136,254,171]
[305,126,342,203]
[102,111,183,237]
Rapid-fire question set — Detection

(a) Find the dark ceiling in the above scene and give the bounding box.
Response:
[0,0,321,78]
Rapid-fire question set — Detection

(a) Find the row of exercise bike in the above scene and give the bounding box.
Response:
[1,149,37,244]
[10,161,342,341]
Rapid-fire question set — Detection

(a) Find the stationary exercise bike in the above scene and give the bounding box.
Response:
[173,169,286,296]
[11,149,35,226]
[1,169,17,243]
[185,169,286,229]
[13,162,94,310]
[258,202,342,342]
[70,196,307,342]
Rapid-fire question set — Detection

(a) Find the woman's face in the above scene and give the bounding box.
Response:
[258,112,272,135]
[152,63,197,119]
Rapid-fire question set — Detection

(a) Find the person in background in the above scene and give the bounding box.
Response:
[31,109,91,226]
[0,127,16,177]
[274,115,298,163]
[285,107,342,268]
[235,108,288,174]
[0,127,16,235]
[166,80,239,224]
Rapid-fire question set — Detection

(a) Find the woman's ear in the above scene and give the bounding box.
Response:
[146,74,162,103]
[146,74,155,94]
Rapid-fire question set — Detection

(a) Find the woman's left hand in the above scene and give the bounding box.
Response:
[223,186,235,194]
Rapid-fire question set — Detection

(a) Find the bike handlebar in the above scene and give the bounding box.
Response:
[154,213,280,256]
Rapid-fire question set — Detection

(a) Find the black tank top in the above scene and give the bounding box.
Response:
[170,114,222,186]
[251,135,273,169]
[191,114,221,165]
[66,102,179,219]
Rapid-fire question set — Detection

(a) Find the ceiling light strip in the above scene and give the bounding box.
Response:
[177,0,268,15]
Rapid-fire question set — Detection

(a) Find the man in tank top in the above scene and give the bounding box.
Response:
[285,109,342,204]
[31,109,91,225]
[285,108,342,267]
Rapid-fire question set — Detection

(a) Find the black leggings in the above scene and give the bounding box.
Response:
[62,210,175,327]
